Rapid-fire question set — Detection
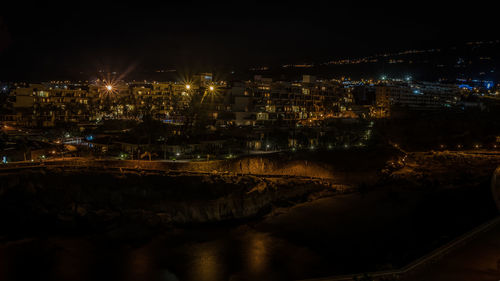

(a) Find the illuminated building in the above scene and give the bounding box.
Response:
[375,81,461,115]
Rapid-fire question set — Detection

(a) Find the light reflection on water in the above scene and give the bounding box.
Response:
[53,239,92,281]
[245,232,269,275]
[187,242,224,281]
[0,228,301,281]
[0,188,494,281]
[126,246,154,281]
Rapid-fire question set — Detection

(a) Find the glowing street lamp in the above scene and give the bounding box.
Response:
[201,85,216,104]
[185,84,191,90]
[105,85,113,92]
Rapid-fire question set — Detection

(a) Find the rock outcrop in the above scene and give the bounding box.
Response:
[0,169,340,234]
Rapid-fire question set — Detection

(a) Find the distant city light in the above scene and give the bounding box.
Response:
[186,84,191,90]
[106,85,113,91]
[209,86,215,91]
[459,84,473,90]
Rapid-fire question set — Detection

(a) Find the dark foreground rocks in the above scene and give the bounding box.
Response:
[0,168,341,237]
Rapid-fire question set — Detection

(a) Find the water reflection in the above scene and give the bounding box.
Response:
[245,232,269,275]
[187,242,224,281]
[53,239,92,281]
[0,189,494,281]
[126,246,153,281]
[0,245,8,280]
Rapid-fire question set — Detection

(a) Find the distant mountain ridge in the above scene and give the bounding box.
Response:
[247,40,500,82]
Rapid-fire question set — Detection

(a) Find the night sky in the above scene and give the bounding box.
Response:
[0,1,497,81]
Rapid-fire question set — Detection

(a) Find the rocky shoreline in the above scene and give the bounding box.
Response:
[0,167,347,237]
[1,150,498,239]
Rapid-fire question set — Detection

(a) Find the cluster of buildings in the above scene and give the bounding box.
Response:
[372,81,464,117]
[1,74,497,162]
[0,74,490,129]
[1,74,353,128]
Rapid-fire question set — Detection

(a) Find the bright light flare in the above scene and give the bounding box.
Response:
[200,85,219,104]
[186,84,191,90]
[100,81,118,97]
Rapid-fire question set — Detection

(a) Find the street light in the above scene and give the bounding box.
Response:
[105,85,113,92]
[186,84,191,90]
[201,85,217,104]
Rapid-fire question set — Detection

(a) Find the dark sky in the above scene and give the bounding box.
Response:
[0,1,497,81]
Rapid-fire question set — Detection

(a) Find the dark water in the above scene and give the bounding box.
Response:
[0,186,497,281]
